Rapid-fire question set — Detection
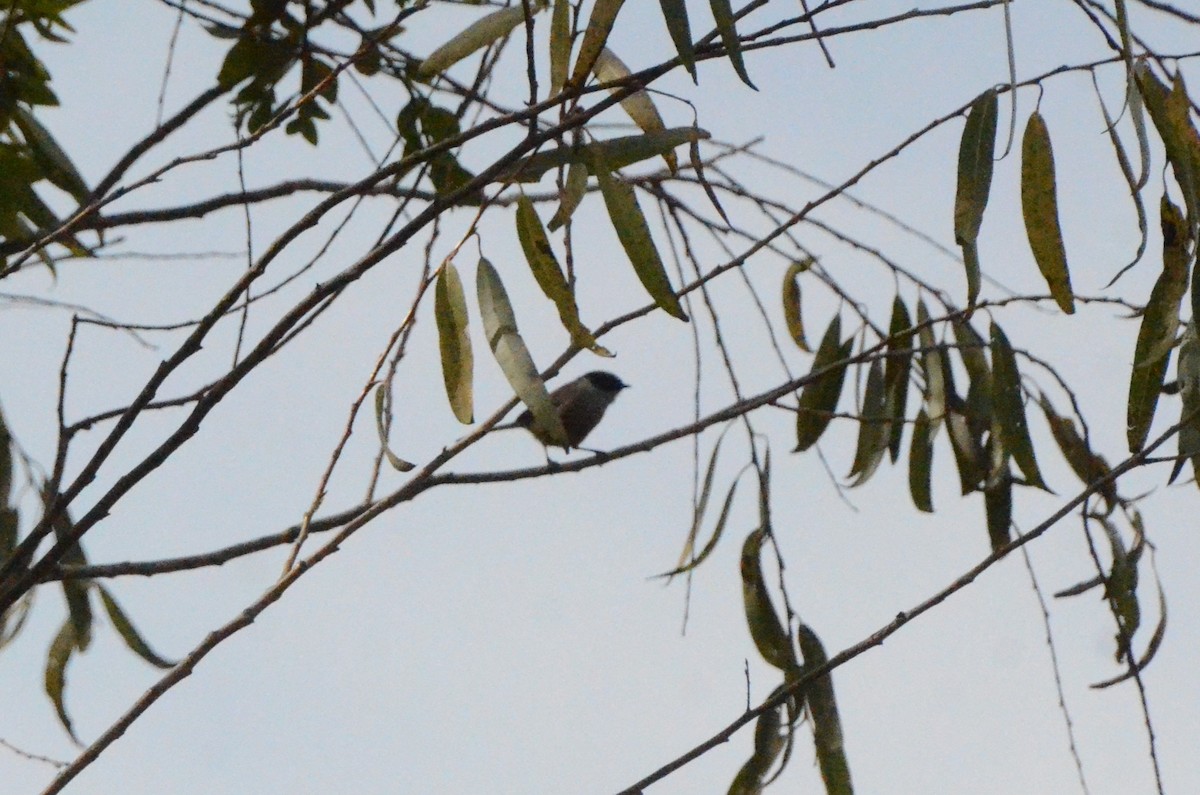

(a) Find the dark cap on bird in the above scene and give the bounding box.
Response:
[512,371,628,451]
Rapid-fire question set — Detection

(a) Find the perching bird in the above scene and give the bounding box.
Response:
[495,371,628,452]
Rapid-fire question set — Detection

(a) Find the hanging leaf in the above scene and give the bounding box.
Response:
[794,315,853,452]
[1134,66,1200,235]
[435,262,475,424]
[1038,395,1116,508]
[983,468,1013,551]
[547,161,589,231]
[658,0,696,82]
[419,4,543,77]
[953,89,998,308]
[476,258,569,447]
[1172,322,1200,486]
[990,323,1048,490]
[44,619,81,744]
[847,359,890,487]
[916,299,946,428]
[689,132,731,225]
[885,296,914,461]
[797,624,853,795]
[373,383,417,471]
[1020,111,1075,313]
[12,106,90,204]
[909,409,935,512]
[727,704,786,795]
[515,194,607,354]
[782,258,813,351]
[1100,519,1140,658]
[1127,196,1190,452]
[593,153,689,320]
[548,0,571,97]
[497,127,708,183]
[592,48,674,172]
[740,527,796,672]
[569,0,625,88]
[709,0,756,89]
[945,399,986,495]
[97,585,175,669]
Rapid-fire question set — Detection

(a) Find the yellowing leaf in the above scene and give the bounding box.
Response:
[97,585,175,669]
[498,127,708,183]
[45,620,81,744]
[740,527,796,672]
[549,0,571,96]
[1021,111,1075,313]
[658,0,696,82]
[593,156,688,320]
[990,323,1048,490]
[476,257,568,446]
[569,0,625,88]
[954,89,998,308]
[419,4,543,77]
[782,258,812,351]
[515,194,606,353]
[592,48,674,172]
[547,161,589,231]
[373,383,417,472]
[435,262,474,424]
[798,624,853,795]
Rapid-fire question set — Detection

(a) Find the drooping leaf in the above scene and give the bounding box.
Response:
[709,0,756,89]
[1092,555,1167,689]
[97,585,175,669]
[990,323,1048,489]
[1020,111,1075,313]
[984,467,1013,551]
[727,704,785,795]
[660,431,741,579]
[1127,196,1190,452]
[847,359,889,487]
[740,527,796,672]
[1172,322,1200,486]
[794,316,852,452]
[547,161,589,231]
[373,383,417,471]
[476,257,568,446]
[797,624,853,795]
[497,127,709,183]
[418,4,541,77]
[658,0,696,82]
[549,0,571,96]
[569,0,625,88]
[954,89,998,308]
[593,154,688,320]
[885,296,914,461]
[1099,518,1140,659]
[435,262,475,424]
[515,194,606,354]
[592,48,674,172]
[909,409,934,512]
[782,259,812,351]
[689,132,731,225]
[45,619,81,743]
[1038,394,1116,508]
[1135,66,1200,236]
[12,106,90,203]
[916,299,946,428]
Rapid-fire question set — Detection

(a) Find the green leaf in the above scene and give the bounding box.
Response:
[847,359,889,487]
[569,0,625,88]
[547,161,589,231]
[916,299,946,428]
[984,468,1013,551]
[658,0,696,82]
[45,619,81,743]
[659,436,741,579]
[797,624,853,795]
[709,0,755,89]
[884,296,914,462]
[782,259,812,351]
[908,409,934,512]
[727,704,786,795]
[373,383,416,471]
[1172,322,1200,486]
[549,0,571,96]
[740,527,796,672]
[419,4,538,77]
[794,315,852,452]
[1100,519,1140,658]
[990,323,1048,490]
[1020,111,1075,313]
[1135,66,1200,237]
[97,585,175,669]
[593,155,688,320]
[499,127,709,183]
[1127,196,1190,452]
[12,106,90,203]
[476,257,568,447]
[1038,394,1116,507]
[515,194,606,353]
[954,89,998,308]
[435,263,475,424]
[217,35,292,89]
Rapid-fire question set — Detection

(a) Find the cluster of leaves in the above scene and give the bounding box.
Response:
[0,1,92,270]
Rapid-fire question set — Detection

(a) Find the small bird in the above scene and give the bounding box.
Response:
[495,371,628,452]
